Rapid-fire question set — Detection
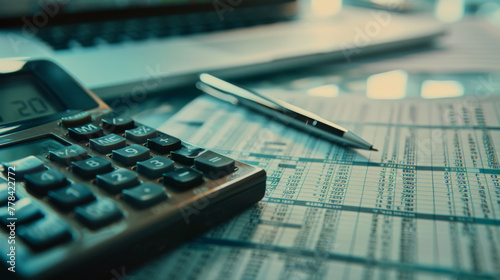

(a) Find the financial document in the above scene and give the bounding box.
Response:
[132,93,500,279]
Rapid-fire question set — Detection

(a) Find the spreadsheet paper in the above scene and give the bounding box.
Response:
[133,93,500,279]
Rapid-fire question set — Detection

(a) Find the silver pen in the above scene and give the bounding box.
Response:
[197,73,378,151]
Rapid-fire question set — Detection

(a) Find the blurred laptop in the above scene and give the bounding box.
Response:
[0,0,444,99]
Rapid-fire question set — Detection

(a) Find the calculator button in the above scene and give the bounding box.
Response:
[48,184,95,210]
[17,217,71,250]
[75,199,123,229]
[72,157,113,179]
[125,126,157,143]
[0,198,43,225]
[24,169,69,195]
[68,123,104,142]
[49,145,88,166]
[112,144,150,166]
[90,134,126,154]
[170,148,205,165]
[102,116,135,132]
[163,168,203,190]
[2,156,45,179]
[136,156,174,179]
[61,112,91,127]
[122,183,168,209]
[194,151,236,178]
[96,169,140,193]
[147,135,182,154]
[1,178,9,206]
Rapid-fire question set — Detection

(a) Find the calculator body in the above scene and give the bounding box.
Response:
[0,60,266,279]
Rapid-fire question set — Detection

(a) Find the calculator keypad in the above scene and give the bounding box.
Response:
[0,112,260,265]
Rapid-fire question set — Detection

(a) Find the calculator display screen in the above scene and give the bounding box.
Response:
[0,74,65,125]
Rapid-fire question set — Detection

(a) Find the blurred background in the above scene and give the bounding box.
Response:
[1,0,500,125]
[133,0,500,126]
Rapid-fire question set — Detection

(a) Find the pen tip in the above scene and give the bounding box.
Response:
[370,146,379,152]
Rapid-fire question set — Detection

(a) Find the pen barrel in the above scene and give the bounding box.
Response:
[238,97,372,150]
[283,116,371,150]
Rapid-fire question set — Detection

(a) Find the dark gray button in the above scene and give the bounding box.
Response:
[18,217,71,250]
[90,134,126,154]
[0,198,43,225]
[75,199,123,229]
[0,178,8,206]
[102,116,134,132]
[48,184,95,210]
[147,135,182,154]
[170,147,204,165]
[96,169,140,193]
[24,169,68,195]
[112,144,150,166]
[68,123,103,142]
[136,156,174,179]
[194,151,235,178]
[125,126,157,143]
[49,145,88,166]
[163,168,203,190]
[72,157,113,179]
[122,183,168,208]
[61,112,91,127]
[2,156,45,179]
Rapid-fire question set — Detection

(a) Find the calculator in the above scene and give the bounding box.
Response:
[0,60,266,279]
